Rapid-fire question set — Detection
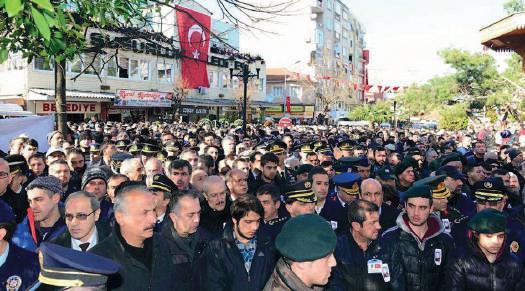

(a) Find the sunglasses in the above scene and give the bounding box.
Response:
[65,209,97,221]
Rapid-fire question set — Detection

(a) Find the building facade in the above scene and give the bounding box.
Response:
[0,2,269,122]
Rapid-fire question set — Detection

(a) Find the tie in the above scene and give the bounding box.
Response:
[79,242,90,252]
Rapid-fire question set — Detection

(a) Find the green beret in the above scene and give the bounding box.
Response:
[276,214,336,262]
[468,208,507,234]
[402,184,433,201]
[394,158,416,176]
[440,152,464,166]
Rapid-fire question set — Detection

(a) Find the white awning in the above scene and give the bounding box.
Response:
[26,88,114,102]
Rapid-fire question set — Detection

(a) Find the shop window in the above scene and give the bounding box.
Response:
[290,85,301,99]
[34,57,54,71]
[221,71,230,88]
[118,57,129,79]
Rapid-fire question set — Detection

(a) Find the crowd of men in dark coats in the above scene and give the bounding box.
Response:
[1,120,525,290]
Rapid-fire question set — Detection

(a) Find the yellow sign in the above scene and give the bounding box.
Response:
[266,105,283,113]
[290,105,304,112]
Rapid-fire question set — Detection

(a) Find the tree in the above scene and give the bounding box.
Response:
[504,0,525,14]
[0,0,297,133]
[348,100,393,123]
[439,103,469,130]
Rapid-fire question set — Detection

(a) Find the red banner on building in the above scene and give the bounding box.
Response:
[285,96,291,113]
[176,6,210,89]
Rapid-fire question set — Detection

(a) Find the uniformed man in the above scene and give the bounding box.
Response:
[311,167,348,234]
[264,214,337,290]
[283,180,317,217]
[299,144,315,164]
[257,184,288,241]
[115,139,130,152]
[28,242,119,290]
[381,184,455,291]
[338,141,354,158]
[110,152,133,175]
[329,199,391,291]
[446,209,525,290]
[0,199,39,291]
[332,172,362,207]
[148,174,176,231]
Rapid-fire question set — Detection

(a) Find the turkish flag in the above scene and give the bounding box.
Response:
[176,6,210,89]
[286,96,291,113]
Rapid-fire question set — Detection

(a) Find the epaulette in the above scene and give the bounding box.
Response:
[268,216,288,226]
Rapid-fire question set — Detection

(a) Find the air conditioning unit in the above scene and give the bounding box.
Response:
[198,86,208,94]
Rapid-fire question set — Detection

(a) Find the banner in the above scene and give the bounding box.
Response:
[286,96,291,113]
[36,101,101,114]
[114,89,173,107]
[0,115,54,152]
[176,5,211,89]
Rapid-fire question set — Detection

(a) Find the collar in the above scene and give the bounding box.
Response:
[232,229,257,247]
[157,213,166,223]
[336,194,346,208]
[0,243,9,268]
[315,199,326,214]
[71,228,98,251]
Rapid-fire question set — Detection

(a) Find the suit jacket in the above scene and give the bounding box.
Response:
[379,203,400,234]
[319,195,349,235]
[51,221,111,249]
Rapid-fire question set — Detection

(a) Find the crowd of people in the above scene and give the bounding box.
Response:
[1,119,525,290]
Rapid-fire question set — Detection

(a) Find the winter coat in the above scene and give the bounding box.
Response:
[380,212,455,291]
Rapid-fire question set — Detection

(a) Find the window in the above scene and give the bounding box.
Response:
[272,86,283,97]
[130,59,140,79]
[34,57,53,71]
[69,57,82,73]
[83,54,99,75]
[157,63,173,82]
[140,61,149,80]
[118,57,129,78]
[289,85,301,99]
[258,78,264,91]
[209,71,218,87]
[105,57,117,77]
[222,72,230,88]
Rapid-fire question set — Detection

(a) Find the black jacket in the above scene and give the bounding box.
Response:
[205,224,278,291]
[90,227,179,290]
[200,199,231,239]
[51,221,111,249]
[381,213,455,291]
[446,241,524,291]
[160,217,211,291]
[328,233,392,291]
[248,173,287,195]
[379,203,400,234]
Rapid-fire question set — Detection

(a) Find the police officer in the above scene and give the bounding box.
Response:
[329,199,391,291]
[264,214,337,290]
[257,184,289,241]
[29,242,119,290]
[446,209,525,290]
[332,172,362,207]
[0,199,39,291]
[311,167,348,234]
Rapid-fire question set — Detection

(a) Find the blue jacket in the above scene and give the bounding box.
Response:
[328,233,391,291]
[508,205,525,264]
[205,223,277,291]
[319,194,349,235]
[0,243,39,290]
[11,215,66,253]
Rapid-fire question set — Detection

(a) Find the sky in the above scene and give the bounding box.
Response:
[223,0,515,86]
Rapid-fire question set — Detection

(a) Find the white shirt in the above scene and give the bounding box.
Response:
[0,243,9,267]
[315,199,326,214]
[71,228,98,251]
[157,213,166,223]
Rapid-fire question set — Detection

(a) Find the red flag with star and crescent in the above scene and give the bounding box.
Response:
[176,6,210,88]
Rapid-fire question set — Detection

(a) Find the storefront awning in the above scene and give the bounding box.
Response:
[26,88,114,102]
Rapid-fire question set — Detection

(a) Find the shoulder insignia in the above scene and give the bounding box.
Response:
[6,275,22,291]
[511,241,519,253]
[453,215,469,224]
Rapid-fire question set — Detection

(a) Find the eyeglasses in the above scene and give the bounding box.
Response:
[65,209,97,221]
[0,172,8,179]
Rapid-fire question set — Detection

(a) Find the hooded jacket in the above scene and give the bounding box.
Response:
[380,212,454,291]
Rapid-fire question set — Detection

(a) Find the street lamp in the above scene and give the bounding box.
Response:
[229,56,264,133]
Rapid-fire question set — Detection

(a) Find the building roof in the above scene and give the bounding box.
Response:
[480,12,525,52]
[27,88,114,101]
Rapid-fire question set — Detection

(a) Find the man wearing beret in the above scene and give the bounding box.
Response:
[381,184,455,291]
[264,214,337,290]
[503,148,525,193]
[82,166,114,222]
[328,199,391,291]
[446,209,525,290]
[12,176,66,252]
[0,199,39,291]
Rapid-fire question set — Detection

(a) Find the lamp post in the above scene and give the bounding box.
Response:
[229,56,264,133]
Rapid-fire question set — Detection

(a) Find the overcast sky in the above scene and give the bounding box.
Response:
[227,0,515,86]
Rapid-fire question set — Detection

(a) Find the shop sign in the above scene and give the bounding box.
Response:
[115,89,173,108]
[36,102,100,114]
[266,105,283,113]
[290,105,304,113]
[180,105,209,115]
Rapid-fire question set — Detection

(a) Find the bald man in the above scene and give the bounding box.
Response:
[145,158,164,187]
[359,178,400,232]
[200,176,231,237]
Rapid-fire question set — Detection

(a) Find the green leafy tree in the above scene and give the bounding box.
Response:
[439,103,469,130]
[504,0,525,14]
[439,48,499,98]
[348,101,393,123]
